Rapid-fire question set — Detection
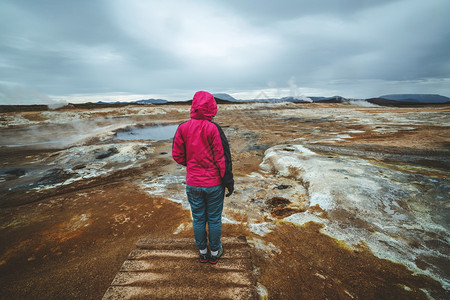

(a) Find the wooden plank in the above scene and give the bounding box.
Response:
[120,257,252,272]
[110,270,254,287]
[128,249,251,260]
[103,237,257,300]
[136,236,249,250]
[102,285,257,300]
[111,272,167,286]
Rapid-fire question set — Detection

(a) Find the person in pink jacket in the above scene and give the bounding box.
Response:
[172,91,234,264]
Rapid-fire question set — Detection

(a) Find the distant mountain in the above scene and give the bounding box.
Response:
[235,96,312,103]
[379,94,450,103]
[279,96,312,103]
[96,101,118,105]
[91,94,448,106]
[310,96,347,103]
[95,100,133,105]
[213,93,314,103]
[96,99,168,105]
[51,93,450,109]
[213,93,239,102]
[135,99,168,104]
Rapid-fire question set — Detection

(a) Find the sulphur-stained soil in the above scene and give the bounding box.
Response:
[257,222,445,299]
[0,177,191,299]
[0,103,449,299]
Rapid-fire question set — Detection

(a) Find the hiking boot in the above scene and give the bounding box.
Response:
[199,249,209,263]
[208,245,223,264]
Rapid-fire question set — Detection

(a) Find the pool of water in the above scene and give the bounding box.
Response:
[114,124,179,141]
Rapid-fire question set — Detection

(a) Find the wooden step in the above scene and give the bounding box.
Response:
[102,237,258,299]
[136,236,249,250]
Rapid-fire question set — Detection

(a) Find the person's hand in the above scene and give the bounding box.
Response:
[225,184,234,197]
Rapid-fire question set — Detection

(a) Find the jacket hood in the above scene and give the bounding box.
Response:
[190,91,217,120]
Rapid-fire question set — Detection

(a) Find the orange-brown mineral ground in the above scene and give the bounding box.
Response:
[1,103,449,299]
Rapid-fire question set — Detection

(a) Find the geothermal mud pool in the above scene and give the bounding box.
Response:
[0,102,449,299]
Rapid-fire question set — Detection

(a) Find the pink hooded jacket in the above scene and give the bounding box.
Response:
[172,91,234,187]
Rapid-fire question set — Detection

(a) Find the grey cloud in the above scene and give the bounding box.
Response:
[0,0,449,104]
[266,0,450,83]
[0,1,183,95]
[217,0,399,23]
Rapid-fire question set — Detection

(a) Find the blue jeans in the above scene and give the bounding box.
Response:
[186,184,225,251]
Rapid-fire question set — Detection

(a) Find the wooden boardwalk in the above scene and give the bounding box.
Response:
[102,237,258,299]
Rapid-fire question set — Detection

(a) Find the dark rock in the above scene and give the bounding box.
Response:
[72,164,86,170]
[247,145,269,151]
[265,197,301,218]
[96,147,119,159]
[5,168,26,177]
[266,197,291,209]
[36,169,73,186]
[241,131,259,139]
[274,184,292,190]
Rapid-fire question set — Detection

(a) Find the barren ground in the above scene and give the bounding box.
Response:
[0,103,449,299]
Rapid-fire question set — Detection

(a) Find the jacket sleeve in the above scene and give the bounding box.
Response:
[212,123,234,187]
[172,124,187,166]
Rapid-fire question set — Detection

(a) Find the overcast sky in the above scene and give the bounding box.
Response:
[1,0,449,104]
